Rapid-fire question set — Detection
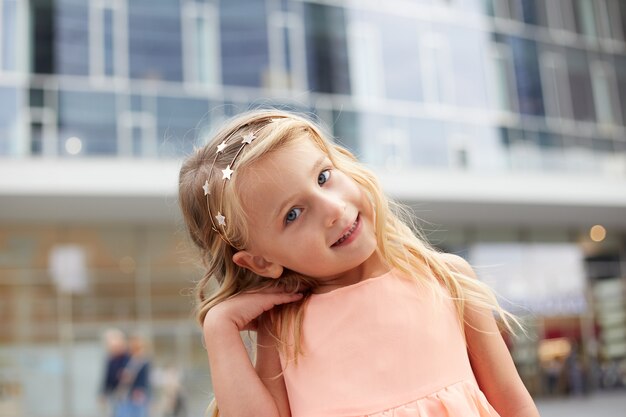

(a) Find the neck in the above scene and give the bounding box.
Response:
[312,251,390,294]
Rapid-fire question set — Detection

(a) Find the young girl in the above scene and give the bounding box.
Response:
[178,109,540,417]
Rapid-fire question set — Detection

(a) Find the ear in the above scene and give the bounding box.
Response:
[232,250,283,279]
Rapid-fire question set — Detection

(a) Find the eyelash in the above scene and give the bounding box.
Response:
[285,169,332,225]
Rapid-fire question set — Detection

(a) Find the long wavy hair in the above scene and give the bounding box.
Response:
[178,109,519,414]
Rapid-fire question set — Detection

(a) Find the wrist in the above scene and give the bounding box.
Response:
[203,307,240,334]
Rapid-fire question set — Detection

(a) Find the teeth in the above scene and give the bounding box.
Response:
[334,219,358,246]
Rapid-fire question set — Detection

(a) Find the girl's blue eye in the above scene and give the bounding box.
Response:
[285,207,302,224]
[318,169,331,185]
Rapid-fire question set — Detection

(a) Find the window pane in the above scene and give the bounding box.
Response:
[58,90,117,155]
[330,109,359,154]
[419,34,456,104]
[566,48,595,122]
[515,0,540,25]
[156,96,210,157]
[31,0,54,74]
[2,0,17,71]
[448,26,489,108]
[0,87,19,155]
[220,0,269,87]
[129,0,183,81]
[104,8,115,76]
[195,15,219,85]
[504,36,545,116]
[481,0,496,16]
[572,0,597,37]
[55,0,89,75]
[489,45,518,112]
[616,56,626,125]
[590,60,621,125]
[619,0,626,40]
[379,13,424,101]
[537,131,565,171]
[347,20,384,98]
[30,121,44,155]
[409,118,448,168]
[540,51,573,119]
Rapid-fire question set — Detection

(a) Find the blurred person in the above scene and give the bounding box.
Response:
[178,110,540,417]
[115,335,152,417]
[542,357,563,396]
[154,365,187,417]
[101,328,131,416]
[564,342,585,396]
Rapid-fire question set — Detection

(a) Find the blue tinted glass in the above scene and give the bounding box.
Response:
[375,12,423,102]
[0,87,18,155]
[220,0,270,87]
[481,0,495,16]
[505,36,545,116]
[332,110,359,154]
[55,0,89,75]
[355,113,448,168]
[514,0,539,25]
[409,118,448,168]
[32,0,54,73]
[566,47,595,122]
[616,56,626,125]
[58,90,117,155]
[157,96,210,157]
[304,3,351,94]
[30,121,44,155]
[128,0,183,81]
[104,9,114,76]
[447,26,490,108]
[282,26,291,72]
[2,0,17,71]
[131,94,143,112]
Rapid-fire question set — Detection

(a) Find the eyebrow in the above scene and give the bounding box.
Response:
[273,155,328,221]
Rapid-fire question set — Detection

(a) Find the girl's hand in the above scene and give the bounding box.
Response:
[204,288,303,332]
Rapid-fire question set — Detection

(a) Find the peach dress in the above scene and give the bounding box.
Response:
[279,269,501,417]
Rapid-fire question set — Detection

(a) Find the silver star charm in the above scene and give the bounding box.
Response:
[215,212,226,227]
[216,141,227,153]
[242,133,256,144]
[222,165,234,180]
[202,180,210,195]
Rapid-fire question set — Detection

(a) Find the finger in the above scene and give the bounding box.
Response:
[245,285,285,295]
[266,292,303,306]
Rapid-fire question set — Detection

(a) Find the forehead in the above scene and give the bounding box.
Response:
[236,138,326,220]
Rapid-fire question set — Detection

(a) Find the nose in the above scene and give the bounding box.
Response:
[320,192,346,228]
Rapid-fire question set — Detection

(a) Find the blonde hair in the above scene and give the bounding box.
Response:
[178,109,519,414]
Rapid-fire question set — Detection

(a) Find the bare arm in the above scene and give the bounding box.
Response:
[443,254,540,417]
[204,290,301,417]
[256,317,291,417]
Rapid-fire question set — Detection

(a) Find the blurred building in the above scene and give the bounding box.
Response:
[0,0,625,416]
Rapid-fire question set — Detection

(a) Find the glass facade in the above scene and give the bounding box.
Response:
[1,0,626,415]
[0,87,19,155]
[129,0,183,82]
[1,0,18,72]
[0,0,623,176]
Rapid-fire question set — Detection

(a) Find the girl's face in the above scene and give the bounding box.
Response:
[233,136,387,292]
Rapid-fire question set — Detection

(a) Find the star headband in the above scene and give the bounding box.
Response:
[201,112,295,246]
[202,129,259,246]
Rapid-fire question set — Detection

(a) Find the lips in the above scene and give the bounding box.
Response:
[331,215,360,247]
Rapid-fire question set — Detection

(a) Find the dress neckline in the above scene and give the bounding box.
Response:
[309,268,395,299]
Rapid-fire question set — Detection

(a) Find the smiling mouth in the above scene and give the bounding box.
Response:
[331,215,360,247]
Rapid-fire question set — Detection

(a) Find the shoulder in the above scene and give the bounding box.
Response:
[439,253,476,279]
